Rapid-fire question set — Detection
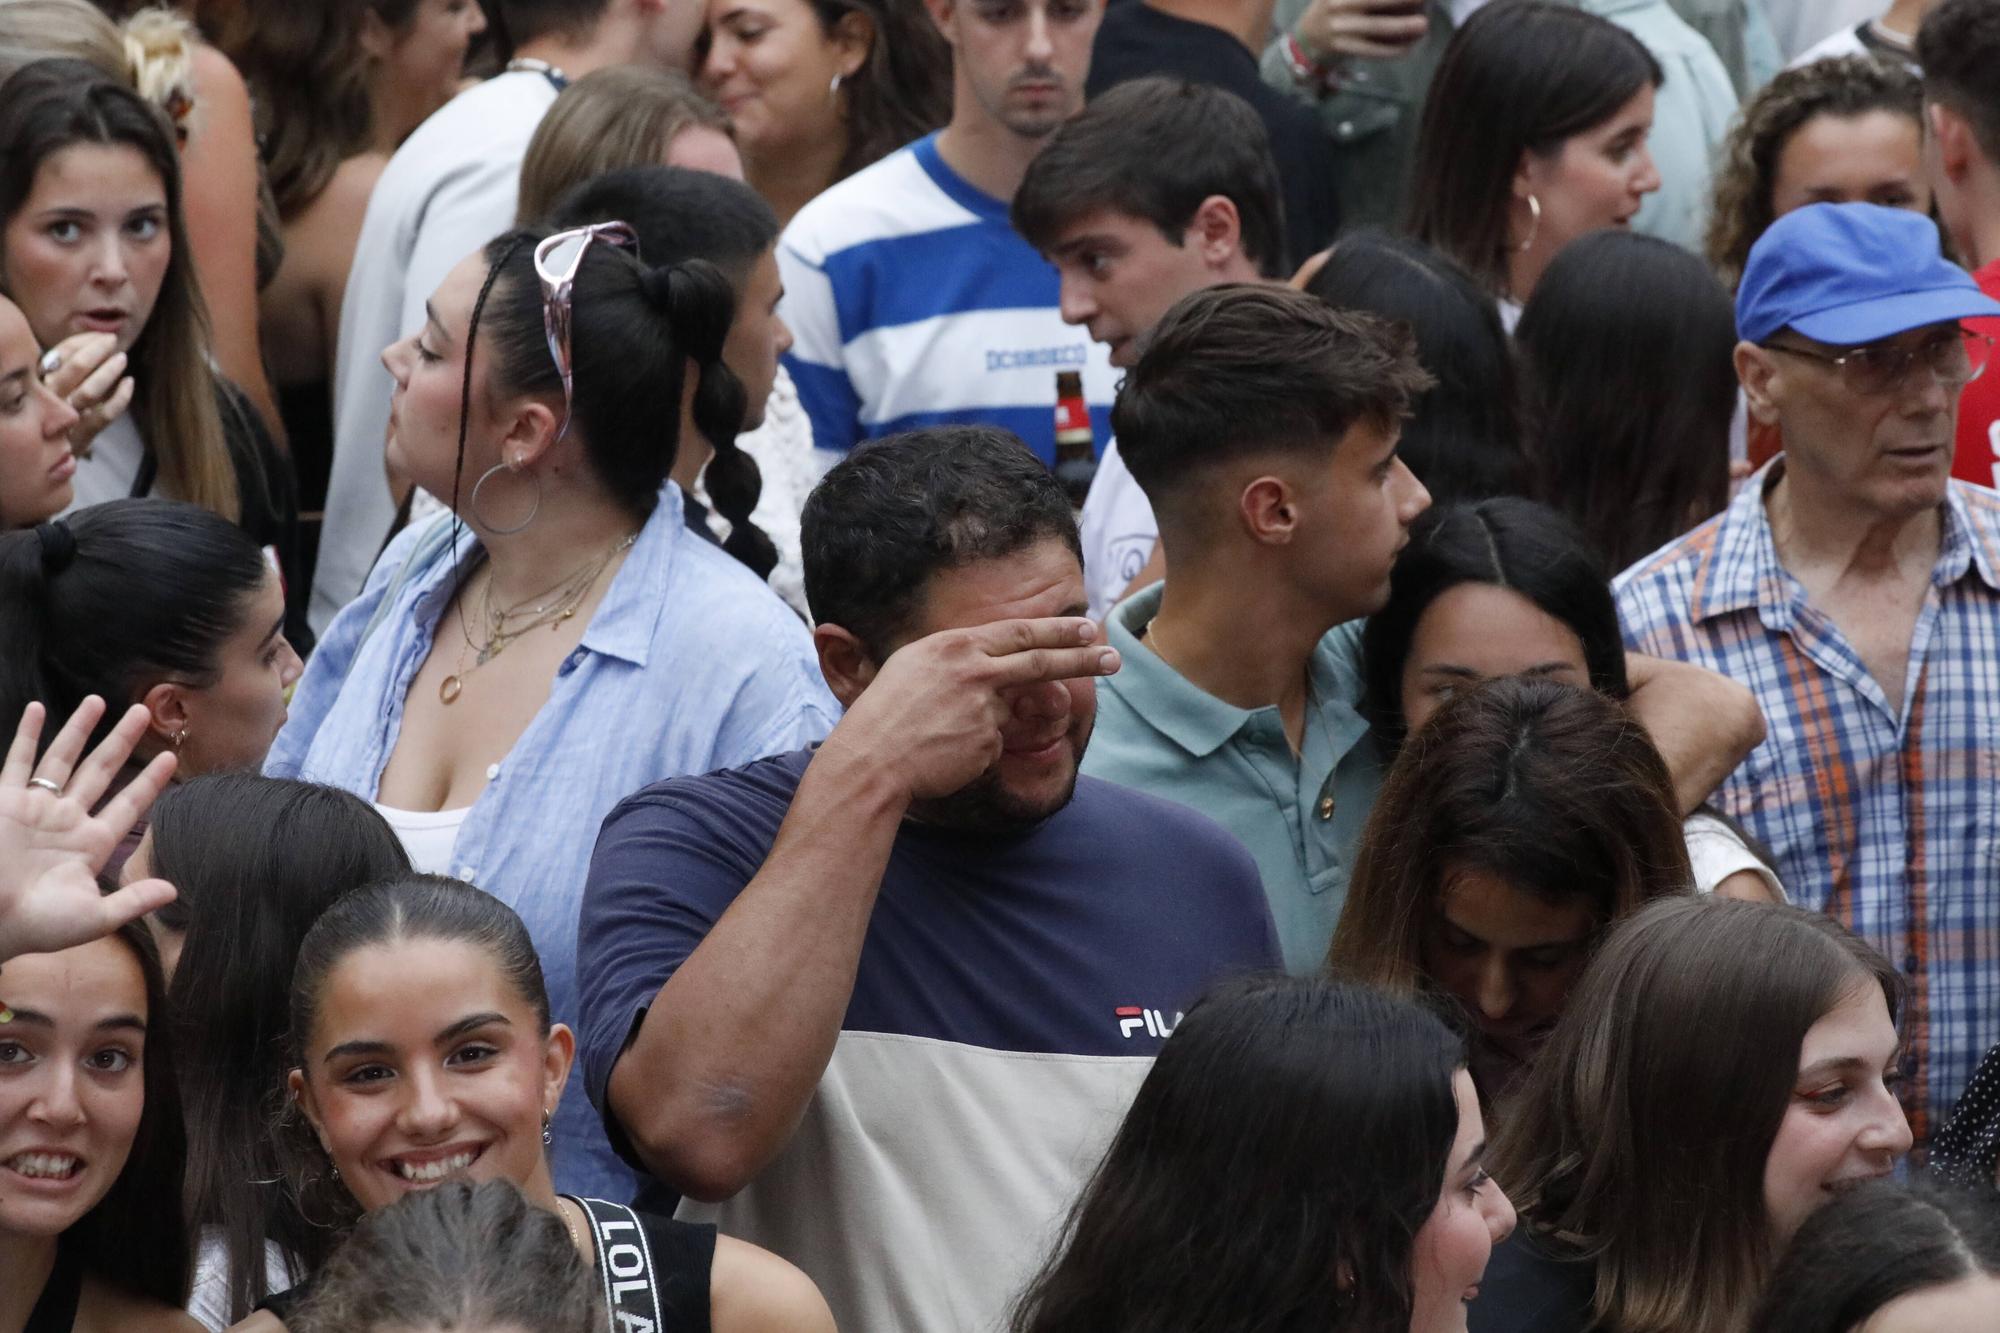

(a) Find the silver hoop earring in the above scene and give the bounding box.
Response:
[828,72,843,99]
[469,461,542,536]
[1513,192,1542,254]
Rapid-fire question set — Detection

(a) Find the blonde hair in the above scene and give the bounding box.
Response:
[0,1,198,138]
[515,65,731,224]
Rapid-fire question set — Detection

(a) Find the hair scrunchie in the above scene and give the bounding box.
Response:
[34,520,76,575]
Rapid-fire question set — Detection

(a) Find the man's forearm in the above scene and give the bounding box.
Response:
[608,744,907,1200]
[1625,653,1767,815]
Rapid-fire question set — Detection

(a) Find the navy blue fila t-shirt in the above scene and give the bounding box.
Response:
[576,746,1279,1332]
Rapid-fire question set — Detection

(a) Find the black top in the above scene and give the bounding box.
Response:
[1935,1041,2000,1188]
[25,1242,82,1333]
[1086,1,1343,270]
[255,1201,716,1331]
[1467,1227,1600,1333]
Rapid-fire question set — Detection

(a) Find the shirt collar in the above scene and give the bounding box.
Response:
[1688,460,2000,623]
[1102,584,1368,759]
[573,482,689,667]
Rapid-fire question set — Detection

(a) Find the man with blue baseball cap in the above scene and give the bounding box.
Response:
[1617,201,2000,1150]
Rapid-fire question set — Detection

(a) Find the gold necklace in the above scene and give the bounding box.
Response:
[439,533,637,704]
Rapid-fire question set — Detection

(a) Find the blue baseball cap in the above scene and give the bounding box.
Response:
[1736,203,2000,346]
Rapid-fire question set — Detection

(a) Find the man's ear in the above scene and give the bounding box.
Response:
[814,623,881,708]
[1238,474,1298,546]
[1930,102,1976,184]
[1186,195,1245,270]
[1736,340,1782,426]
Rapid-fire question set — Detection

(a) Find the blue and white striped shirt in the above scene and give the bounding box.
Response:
[267,489,840,1201]
[777,133,1119,467]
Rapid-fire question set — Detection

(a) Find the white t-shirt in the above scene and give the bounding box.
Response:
[1078,438,1159,622]
[311,70,561,634]
[1684,810,1787,900]
[1787,20,1918,73]
[59,415,147,511]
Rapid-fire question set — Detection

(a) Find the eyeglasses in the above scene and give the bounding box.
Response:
[533,221,640,443]
[1765,328,1994,397]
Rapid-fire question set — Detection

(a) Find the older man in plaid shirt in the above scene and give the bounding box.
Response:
[1617,203,2000,1147]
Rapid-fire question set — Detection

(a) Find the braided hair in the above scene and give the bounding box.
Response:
[465,224,775,577]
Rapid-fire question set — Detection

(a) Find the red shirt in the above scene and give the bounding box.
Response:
[1951,259,2000,489]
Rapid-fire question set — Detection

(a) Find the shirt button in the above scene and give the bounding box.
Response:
[458,864,477,881]
[1337,120,1354,137]
[485,763,501,780]
[1904,955,1920,975]
[1317,795,1335,820]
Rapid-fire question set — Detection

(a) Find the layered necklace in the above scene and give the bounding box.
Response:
[439,533,637,704]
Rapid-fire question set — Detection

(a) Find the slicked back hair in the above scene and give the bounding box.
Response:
[1013,77,1286,280]
[802,426,1082,661]
[1112,284,1433,526]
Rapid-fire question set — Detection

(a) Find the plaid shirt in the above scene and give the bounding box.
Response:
[1616,463,2000,1145]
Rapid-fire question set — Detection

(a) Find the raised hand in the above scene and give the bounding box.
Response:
[0,697,177,964]
[825,617,1119,804]
[42,332,136,458]
[1294,0,1429,64]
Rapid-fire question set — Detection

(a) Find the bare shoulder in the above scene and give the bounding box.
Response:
[74,1276,206,1333]
[710,1234,838,1333]
[226,1311,289,1333]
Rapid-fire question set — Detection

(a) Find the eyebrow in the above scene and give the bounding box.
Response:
[423,302,450,346]
[1463,1140,1488,1175]
[1050,234,1122,259]
[1796,1055,1873,1082]
[1,368,27,391]
[0,1008,145,1033]
[319,1012,512,1065]
[1420,661,1577,679]
[258,613,286,650]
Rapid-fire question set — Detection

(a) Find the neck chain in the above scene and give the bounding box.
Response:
[440,532,637,704]
[558,1197,586,1261]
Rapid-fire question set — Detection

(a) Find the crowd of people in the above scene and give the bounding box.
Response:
[2,0,1999,1330]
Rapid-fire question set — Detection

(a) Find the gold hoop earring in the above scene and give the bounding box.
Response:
[1513,193,1542,253]
[171,726,188,752]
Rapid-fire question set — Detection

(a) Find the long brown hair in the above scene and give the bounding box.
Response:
[216,0,399,218]
[1328,675,1692,995]
[1491,897,1902,1333]
[0,59,236,519]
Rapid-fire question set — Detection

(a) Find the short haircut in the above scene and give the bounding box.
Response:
[803,426,1083,660]
[1919,0,2000,164]
[1012,77,1286,279]
[1111,284,1433,515]
[493,0,613,49]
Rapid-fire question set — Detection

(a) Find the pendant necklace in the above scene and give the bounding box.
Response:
[439,532,637,704]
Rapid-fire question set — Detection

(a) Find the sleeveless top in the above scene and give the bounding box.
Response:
[25,1243,83,1333]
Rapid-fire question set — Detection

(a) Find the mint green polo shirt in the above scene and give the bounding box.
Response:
[1080,584,1387,973]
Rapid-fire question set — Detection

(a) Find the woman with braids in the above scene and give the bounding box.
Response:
[265,222,839,1204]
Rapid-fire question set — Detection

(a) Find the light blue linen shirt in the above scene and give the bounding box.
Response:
[1081,585,1384,973]
[268,487,841,1201]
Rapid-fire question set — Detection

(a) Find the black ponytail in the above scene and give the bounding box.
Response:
[0,500,268,756]
[476,229,775,577]
[647,260,777,578]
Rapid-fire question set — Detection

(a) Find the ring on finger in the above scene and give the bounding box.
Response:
[39,348,61,376]
[27,777,63,795]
